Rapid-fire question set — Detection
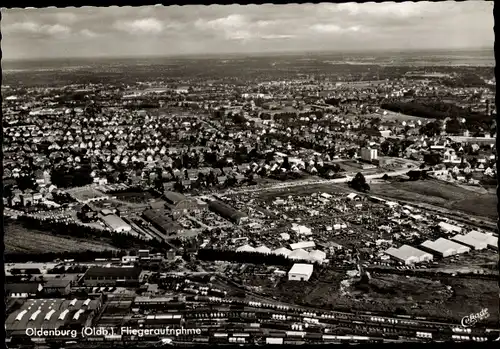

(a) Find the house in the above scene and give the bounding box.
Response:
[288,263,314,281]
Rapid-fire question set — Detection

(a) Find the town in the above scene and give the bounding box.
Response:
[2,4,499,348]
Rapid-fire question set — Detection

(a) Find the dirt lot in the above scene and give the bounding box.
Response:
[260,270,499,324]
[370,179,497,220]
[5,222,118,254]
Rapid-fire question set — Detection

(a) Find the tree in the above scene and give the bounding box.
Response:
[349,173,370,192]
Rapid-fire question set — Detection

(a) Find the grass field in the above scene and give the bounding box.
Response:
[270,272,499,324]
[5,223,118,254]
[370,179,497,219]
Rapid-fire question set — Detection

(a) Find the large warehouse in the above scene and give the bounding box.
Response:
[143,209,182,237]
[420,238,470,257]
[5,298,101,337]
[288,263,314,281]
[164,191,204,217]
[466,231,498,250]
[83,266,142,287]
[451,234,488,250]
[100,214,132,233]
[385,245,433,265]
[208,200,248,225]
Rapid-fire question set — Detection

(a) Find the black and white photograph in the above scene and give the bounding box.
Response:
[2,1,499,347]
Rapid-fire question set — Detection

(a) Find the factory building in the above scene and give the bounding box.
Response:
[101,214,132,233]
[5,298,101,337]
[420,238,470,257]
[360,147,378,162]
[288,263,314,281]
[208,200,248,225]
[143,209,182,236]
[164,191,205,218]
[385,245,433,265]
[438,222,462,234]
[451,234,488,250]
[466,231,498,250]
[83,267,142,287]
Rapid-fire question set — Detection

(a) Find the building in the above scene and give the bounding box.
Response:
[5,298,101,337]
[255,245,272,254]
[143,209,182,237]
[83,267,142,287]
[290,241,316,250]
[451,234,488,250]
[288,263,314,281]
[466,231,498,250]
[360,147,378,162]
[385,245,433,265]
[42,277,74,296]
[101,214,132,233]
[438,222,462,234]
[288,248,311,261]
[208,200,248,225]
[236,244,255,253]
[308,250,327,263]
[5,282,42,298]
[273,247,292,257]
[420,238,470,257]
[164,191,203,218]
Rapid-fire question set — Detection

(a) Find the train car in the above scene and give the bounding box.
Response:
[286,331,306,338]
[266,337,284,345]
[267,331,287,338]
[283,340,306,345]
[304,333,323,340]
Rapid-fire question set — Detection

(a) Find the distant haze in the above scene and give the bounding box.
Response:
[2,3,494,60]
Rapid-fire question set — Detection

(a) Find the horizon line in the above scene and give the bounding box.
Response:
[3,46,493,63]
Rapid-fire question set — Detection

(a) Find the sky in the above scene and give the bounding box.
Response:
[1,2,494,60]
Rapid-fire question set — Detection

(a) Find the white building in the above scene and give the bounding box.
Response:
[236,244,255,253]
[290,241,316,250]
[291,224,312,236]
[308,250,327,263]
[385,245,433,265]
[288,263,314,281]
[101,214,132,233]
[466,231,498,250]
[273,247,292,257]
[451,234,488,250]
[360,147,378,162]
[420,238,470,257]
[255,245,272,254]
[438,222,462,234]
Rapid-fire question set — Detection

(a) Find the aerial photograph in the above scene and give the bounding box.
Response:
[2,2,498,347]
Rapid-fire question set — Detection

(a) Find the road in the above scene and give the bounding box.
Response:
[223,162,419,196]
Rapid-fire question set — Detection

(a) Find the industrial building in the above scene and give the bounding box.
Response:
[83,266,142,287]
[143,209,182,236]
[288,263,314,281]
[273,247,292,257]
[101,214,132,233]
[290,241,316,250]
[164,191,204,218]
[438,222,462,234]
[465,231,498,250]
[236,244,255,253]
[451,234,488,250]
[385,245,433,265]
[420,238,470,257]
[360,147,378,162]
[208,200,248,225]
[5,298,101,337]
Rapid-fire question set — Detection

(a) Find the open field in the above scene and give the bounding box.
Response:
[265,271,499,324]
[370,179,497,219]
[5,222,118,254]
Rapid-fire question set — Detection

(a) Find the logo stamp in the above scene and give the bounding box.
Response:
[461,308,490,328]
